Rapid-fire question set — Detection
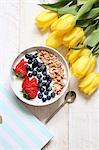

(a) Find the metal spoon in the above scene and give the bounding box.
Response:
[45,91,76,124]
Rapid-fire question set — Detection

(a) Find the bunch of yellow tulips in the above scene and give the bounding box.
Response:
[66,48,99,95]
[35,10,99,96]
[35,10,85,49]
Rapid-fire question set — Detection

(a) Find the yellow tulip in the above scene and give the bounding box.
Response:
[63,27,84,48]
[80,48,91,57]
[79,72,99,95]
[66,48,91,64]
[35,10,58,31]
[66,49,81,64]
[71,55,96,79]
[46,31,63,48]
[51,14,75,35]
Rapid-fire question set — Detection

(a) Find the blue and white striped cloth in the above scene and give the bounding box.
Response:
[0,85,53,150]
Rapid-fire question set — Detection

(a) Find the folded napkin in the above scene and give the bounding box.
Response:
[0,85,53,150]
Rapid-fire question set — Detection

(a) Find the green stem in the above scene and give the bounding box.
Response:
[89,42,99,56]
[75,0,97,21]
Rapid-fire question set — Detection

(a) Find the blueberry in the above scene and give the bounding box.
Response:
[29,54,34,60]
[38,93,43,99]
[30,67,34,71]
[37,67,42,72]
[38,79,42,84]
[40,87,45,92]
[42,97,46,102]
[28,73,33,78]
[46,75,50,80]
[33,71,37,76]
[48,78,52,83]
[47,95,51,100]
[43,76,47,80]
[42,71,47,76]
[33,53,38,58]
[41,65,46,71]
[32,63,35,68]
[34,59,38,64]
[38,83,42,88]
[44,91,48,95]
[26,65,30,71]
[46,82,50,87]
[28,59,32,64]
[25,54,30,59]
[51,92,56,98]
[38,62,42,67]
[32,59,38,67]
[37,74,42,79]
[34,59,38,65]
[42,82,46,86]
[47,86,52,91]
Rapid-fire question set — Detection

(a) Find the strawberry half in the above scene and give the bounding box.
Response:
[22,76,38,100]
[14,59,28,78]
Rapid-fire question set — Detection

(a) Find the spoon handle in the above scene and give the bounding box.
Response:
[45,100,67,124]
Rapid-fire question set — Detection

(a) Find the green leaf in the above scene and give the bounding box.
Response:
[22,90,31,100]
[93,1,99,8]
[84,24,96,37]
[79,7,99,20]
[38,5,58,12]
[38,0,72,9]
[38,0,77,12]
[77,19,91,28]
[58,5,78,16]
[75,0,97,20]
[87,28,99,47]
[93,43,99,53]
[77,0,89,6]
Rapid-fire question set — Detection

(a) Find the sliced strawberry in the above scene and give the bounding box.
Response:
[15,59,28,78]
[22,76,29,89]
[30,78,37,84]
[16,59,25,68]
[25,89,37,99]
[22,76,38,100]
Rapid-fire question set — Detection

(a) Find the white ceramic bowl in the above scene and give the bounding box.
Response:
[10,46,70,106]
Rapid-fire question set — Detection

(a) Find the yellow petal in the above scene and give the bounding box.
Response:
[87,56,96,74]
[71,56,90,79]
[51,18,60,31]
[80,86,96,95]
[79,72,96,88]
[35,10,58,30]
[79,72,99,95]
[36,17,58,31]
[51,14,75,35]
[63,27,84,48]
[66,49,81,64]
[80,48,90,57]
[36,10,58,23]
[46,31,63,48]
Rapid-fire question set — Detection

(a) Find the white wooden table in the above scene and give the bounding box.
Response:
[0,0,99,150]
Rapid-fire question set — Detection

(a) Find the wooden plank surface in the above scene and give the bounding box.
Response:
[0,0,99,150]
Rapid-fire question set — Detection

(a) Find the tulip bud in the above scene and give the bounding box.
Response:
[35,10,58,31]
[80,48,91,57]
[66,48,91,64]
[71,55,96,79]
[51,14,75,35]
[66,49,81,64]
[63,27,84,48]
[46,31,63,48]
[79,72,99,95]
